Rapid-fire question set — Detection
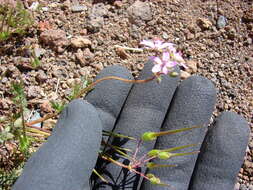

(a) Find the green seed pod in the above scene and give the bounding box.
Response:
[158,152,172,159]
[169,71,179,77]
[147,174,161,185]
[148,149,160,157]
[146,162,155,169]
[141,132,157,141]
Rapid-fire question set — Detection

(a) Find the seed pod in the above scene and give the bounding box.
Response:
[147,149,160,157]
[141,132,157,141]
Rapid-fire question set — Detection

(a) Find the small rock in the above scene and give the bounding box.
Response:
[197,18,212,30]
[71,36,92,48]
[75,49,85,66]
[71,5,86,12]
[40,29,69,49]
[66,78,76,87]
[127,0,152,25]
[218,71,224,77]
[36,70,47,83]
[43,118,57,130]
[115,47,130,59]
[113,1,123,8]
[234,183,240,190]
[245,37,252,45]
[217,15,227,29]
[52,67,68,78]
[162,32,169,39]
[186,31,194,40]
[40,100,53,113]
[87,3,108,32]
[186,60,197,73]
[180,70,191,79]
[75,48,94,66]
[226,27,237,40]
[27,86,43,99]
[242,6,253,23]
[240,184,248,190]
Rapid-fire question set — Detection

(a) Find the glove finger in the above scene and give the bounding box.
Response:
[188,112,250,190]
[93,61,180,189]
[12,99,102,190]
[141,76,216,190]
[85,65,133,131]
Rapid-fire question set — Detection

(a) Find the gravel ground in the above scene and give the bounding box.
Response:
[0,0,252,189]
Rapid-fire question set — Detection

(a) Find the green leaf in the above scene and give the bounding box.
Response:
[19,135,30,154]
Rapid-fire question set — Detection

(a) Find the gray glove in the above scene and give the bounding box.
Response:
[12,61,249,190]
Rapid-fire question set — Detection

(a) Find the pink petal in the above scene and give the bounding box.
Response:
[152,64,162,73]
[154,40,163,48]
[160,42,174,49]
[140,40,155,48]
[162,66,169,75]
[153,57,163,65]
[173,52,184,63]
[162,52,170,61]
[166,61,178,68]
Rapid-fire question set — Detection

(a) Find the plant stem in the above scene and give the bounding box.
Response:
[76,75,158,98]
[20,105,26,139]
[24,74,158,135]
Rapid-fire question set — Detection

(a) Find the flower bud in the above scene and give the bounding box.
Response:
[146,162,155,169]
[141,132,157,141]
[158,152,172,159]
[147,149,160,157]
[147,174,161,185]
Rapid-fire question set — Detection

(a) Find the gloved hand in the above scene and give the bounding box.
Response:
[12,61,249,190]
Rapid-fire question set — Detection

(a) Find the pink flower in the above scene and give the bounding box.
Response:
[151,52,177,75]
[171,52,187,68]
[140,39,174,52]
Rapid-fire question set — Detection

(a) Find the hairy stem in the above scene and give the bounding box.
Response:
[76,75,158,98]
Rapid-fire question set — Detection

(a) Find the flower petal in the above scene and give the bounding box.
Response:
[166,61,178,68]
[173,52,184,63]
[162,66,169,75]
[154,40,163,48]
[140,40,155,48]
[160,42,174,50]
[162,52,170,61]
[152,64,162,73]
[153,57,163,65]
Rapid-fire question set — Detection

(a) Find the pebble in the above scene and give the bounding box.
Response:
[70,36,92,48]
[40,29,69,49]
[197,17,212,30]
[162,32,169,39]
[27,86,43,99]
[36,70,47,83]
[87,3,108,32]
[127,0,152,25]
[180,70,191,79]
[71,5,86,12]
[217,15,227,29]
[186,60,198,73]
[40,100,53,113]
[240,184,248,190]
[234,183,240,190]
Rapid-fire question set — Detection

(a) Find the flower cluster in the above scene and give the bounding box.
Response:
[140,39,186,76]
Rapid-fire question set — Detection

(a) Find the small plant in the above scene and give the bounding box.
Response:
[2,38,201,188]
[0,0,33,41]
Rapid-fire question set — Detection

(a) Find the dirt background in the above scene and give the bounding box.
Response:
[0,0,252,189]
